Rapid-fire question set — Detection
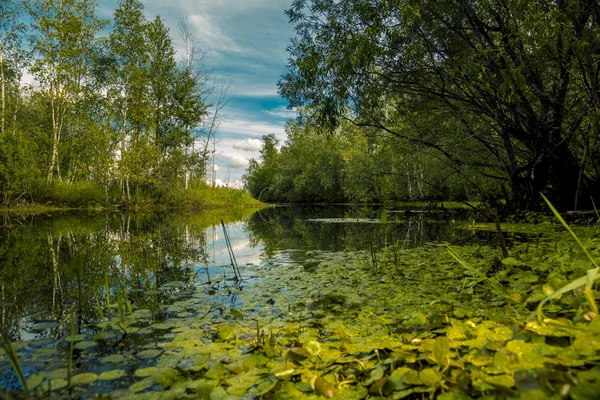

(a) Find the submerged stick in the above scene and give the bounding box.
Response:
[221,220,241,281]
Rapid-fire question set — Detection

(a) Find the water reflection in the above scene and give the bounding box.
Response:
[1,206,470,342]
[245,205,469,256]
[0,213,205,342]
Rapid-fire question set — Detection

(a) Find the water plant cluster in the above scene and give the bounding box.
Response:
[1,207,599,399]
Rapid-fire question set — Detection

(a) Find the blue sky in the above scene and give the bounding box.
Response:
[99,0,296,185]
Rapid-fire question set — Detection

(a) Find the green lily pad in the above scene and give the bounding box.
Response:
[217,324,234,341]
[73,341,97,350]
[101,354,125,364]
[419,368,442,387]
[137,349,162,358]
[205,362,226,380]
[135,367,159,378]
[71,373,98,386]
[27,373,46,390]
[50,378,68,390]
[129,377,155,393]
[98,370,125,381]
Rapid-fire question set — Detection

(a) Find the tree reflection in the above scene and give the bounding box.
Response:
[0,213,212,341]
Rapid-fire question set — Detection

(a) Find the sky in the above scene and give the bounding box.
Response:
[98,0,297,187]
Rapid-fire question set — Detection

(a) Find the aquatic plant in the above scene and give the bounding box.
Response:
[536,194,599,321]
[1,335,28,394]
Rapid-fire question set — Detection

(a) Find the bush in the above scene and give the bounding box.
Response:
[32,180,106,208]
[167,183,263,211]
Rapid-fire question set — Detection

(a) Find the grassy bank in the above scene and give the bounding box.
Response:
[0,181,263,213]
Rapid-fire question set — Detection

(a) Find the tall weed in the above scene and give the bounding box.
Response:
[536,194,599,320]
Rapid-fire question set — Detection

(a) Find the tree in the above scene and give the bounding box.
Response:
[244,134,281,201]
[28,0,106,183]
[280,0,600,210]
[106,0,149,200]
[0,0,26,137]
[177,18,229,187]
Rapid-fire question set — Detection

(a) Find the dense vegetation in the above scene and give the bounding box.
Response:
[0,0,236,210]
[245,0,600,211]
[244,121,494,203]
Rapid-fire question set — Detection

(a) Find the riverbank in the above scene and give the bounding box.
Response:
[0,182,263,214]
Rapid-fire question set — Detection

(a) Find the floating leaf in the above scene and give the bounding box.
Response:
[101,354,125,364]
[188,379,216,397]
[137,349,162,358]
[26,373,46,390]
[302,338,321,356]
[135,367,158,378]
[73,341,96,350]
[252,377,279,396]
[387,367,422,391]
[419,368,443,387]
[217,324,234,341]
[50,378,68,390]
[433,337,449,366]
[70,373,98,386]
[272,365,295,379]
[370,377,388,395]
[285,347,311,362]
[153,368,179,388]
[129,377,155,393]
[98,370,125,381]
[205,362,226,380]
[311,375,336,398]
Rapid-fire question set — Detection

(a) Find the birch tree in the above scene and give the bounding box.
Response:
[28,0,105,183]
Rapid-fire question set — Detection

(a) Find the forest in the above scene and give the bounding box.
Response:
[0,0,250,210]
[244,0,600,212]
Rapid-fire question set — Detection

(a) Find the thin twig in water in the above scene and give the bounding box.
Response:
[221,220,241,281]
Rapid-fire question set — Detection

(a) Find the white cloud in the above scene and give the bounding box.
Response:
[236,87,279,97]
[233,138,262,152]
[219,119,286,139]
[265,106,296,119]
[188,13,243,54]
[219,154,250,169]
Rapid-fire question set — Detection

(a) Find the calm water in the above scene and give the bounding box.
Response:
[0,205,480,395]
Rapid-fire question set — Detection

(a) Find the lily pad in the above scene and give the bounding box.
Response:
[129,377,155,393]
[101,354,125,364]
[71,373,98,386]
[98,370,126,381]
[137,349,162,358]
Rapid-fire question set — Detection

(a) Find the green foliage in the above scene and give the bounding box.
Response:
[244,120,492,203]
[1,335,28,394]
[31,181,106,208]
[167,183,263,211]
[0,0,214,208]
[280,0,600,211]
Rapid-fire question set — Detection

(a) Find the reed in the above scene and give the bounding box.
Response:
[1,334,28,394]
[536,194,599,320]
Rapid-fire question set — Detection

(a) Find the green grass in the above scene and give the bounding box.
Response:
[1,181,263,212]
[35,181,106,208]
[167,184,264,211]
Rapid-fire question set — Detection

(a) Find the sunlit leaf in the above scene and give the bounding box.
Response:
[98,370,125,380]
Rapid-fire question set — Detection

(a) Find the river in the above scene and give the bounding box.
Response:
[0,204,546,398]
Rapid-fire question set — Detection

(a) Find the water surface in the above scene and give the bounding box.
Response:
[0,205,492,396]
